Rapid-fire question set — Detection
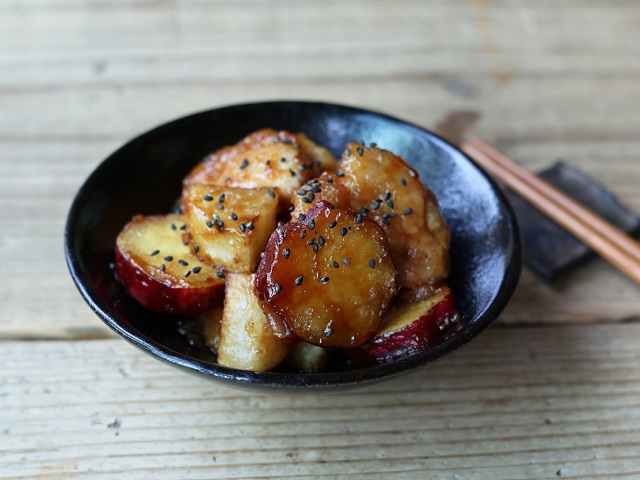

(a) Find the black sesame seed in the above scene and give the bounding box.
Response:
[171,223,177,230]
[267,189,276,198]
[164,256,173,261]
[372,202,381,211]
[400,177,407,186]
[311,244,319,254]
[240,159,249,170]
[327,176,334,183]
[160,264,166,272]
[308,220,315,230]
[184,270,191,278]
[283,248,290,259]
[340,227,347,236]
[369,259,376,269]
[404,207,413,215]
[274,283,282,294]
[280,157,286,162]
[360,206,370,213]
[310,186,321,193]
[288,206,294,212]
[178,259,188,266]
[180,224,186,230]
[266,159,271,166]
[383,212,396,219]
[318,236,325,246]
[307,237,315,245]
[385,192,392,200]
[328,221,337,228]
[246,221,254,230]
[387,199,394,209]
[216,271,225,279]
[183,240,189,246]
[294,275,303,286]
[356,213,363,224]
[299,213,307,220]
[319,276,329,283]
[150,249,160,256]
[297,189,308,196]
[218,193,225,203]
[302,197,312,204]
[342,258,351,265]
[217,203,224,210]
[215,220,224,228]
[300,229,307,239]
[203,195,213,202]
[289,169,296,177]
[239,223,246,232]
[382,218,390,226]
[332,261,339,268]
[206,221,214,228]
[357,147,364,156]
[194,244,200,253]
[231,212,238,221]
[370,142,377,147]
[336,171,345,177]
[214,214,220,221]
[192,266,201,274]
[307,192,315,202]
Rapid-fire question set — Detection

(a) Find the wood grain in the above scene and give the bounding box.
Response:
[1,1,640,477]
[1,0,639,337]
[2,325,640,479]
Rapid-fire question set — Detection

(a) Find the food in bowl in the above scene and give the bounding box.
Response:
[114,128,462,373]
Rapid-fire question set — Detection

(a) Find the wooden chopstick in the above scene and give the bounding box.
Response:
[461,138,640,284]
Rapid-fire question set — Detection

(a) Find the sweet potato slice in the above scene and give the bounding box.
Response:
[115,213,225,315]
[182,184,279,273]
[349,286,461,365]
[217,273,292,371]
[184,129,336,209]
[255,201,397,348]
[338,143,451,288]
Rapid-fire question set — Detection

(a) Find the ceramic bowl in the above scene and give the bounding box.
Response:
[65,101,521,393]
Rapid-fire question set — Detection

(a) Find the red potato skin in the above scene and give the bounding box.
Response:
[348,292,460,365]
[115,247,224,316]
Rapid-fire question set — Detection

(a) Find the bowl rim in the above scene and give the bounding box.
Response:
[64,99,521,391]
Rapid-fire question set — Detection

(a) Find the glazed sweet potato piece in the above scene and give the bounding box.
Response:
[349,286,460,365]
[286,143,450,288]
[338,143,450,288]
[184,129,336,209]
[182,184,279,273]
[217,273,292,371]
[115,213,225,315]
[255,201,397,348]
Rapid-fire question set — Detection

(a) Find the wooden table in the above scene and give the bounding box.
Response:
[2,1,639,478]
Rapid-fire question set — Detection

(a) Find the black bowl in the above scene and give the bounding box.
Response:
[65,101,521,393]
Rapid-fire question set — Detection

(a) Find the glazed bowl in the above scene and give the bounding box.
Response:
[65,101,521,393]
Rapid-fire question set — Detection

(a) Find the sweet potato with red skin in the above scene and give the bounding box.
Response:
[349,286,460,365]
[115,214,225,316]
[255,201,397,348]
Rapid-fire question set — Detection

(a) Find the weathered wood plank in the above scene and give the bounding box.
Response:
[2,325,640,478]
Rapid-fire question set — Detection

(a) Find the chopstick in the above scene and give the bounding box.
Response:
[461,138,640,284]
